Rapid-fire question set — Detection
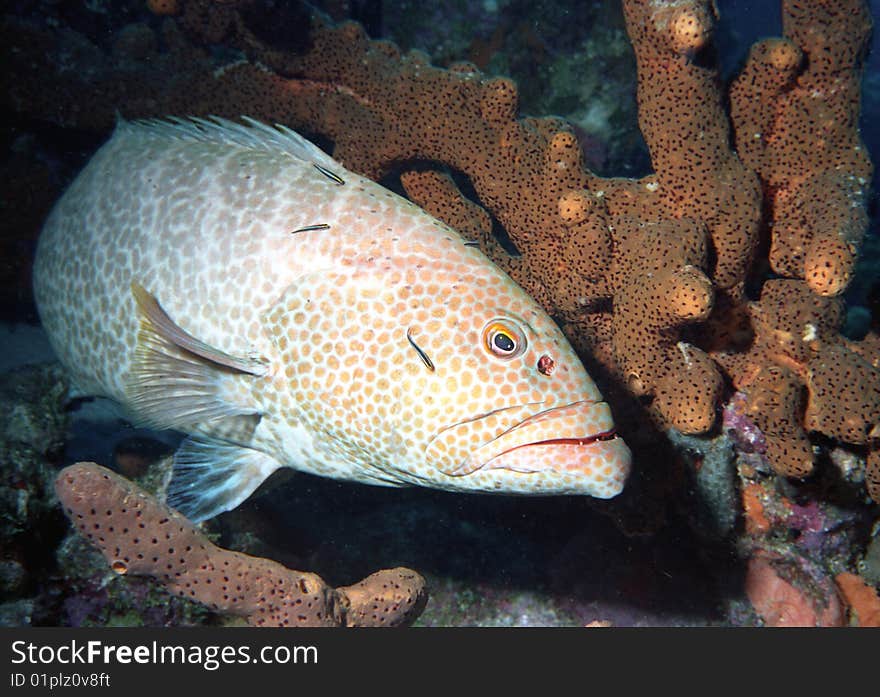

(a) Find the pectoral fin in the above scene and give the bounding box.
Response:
[126,282,266,432]
[131,282,268,375]
[166,434,282,522]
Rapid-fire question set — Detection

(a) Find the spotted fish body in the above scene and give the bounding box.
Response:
[34,117,631,521]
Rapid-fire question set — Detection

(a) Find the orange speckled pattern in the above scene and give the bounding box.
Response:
[34,116,631,508]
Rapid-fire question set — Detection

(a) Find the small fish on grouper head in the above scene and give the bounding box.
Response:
[33,116,632,522]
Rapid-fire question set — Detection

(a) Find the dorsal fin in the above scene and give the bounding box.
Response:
[118,115,342,172]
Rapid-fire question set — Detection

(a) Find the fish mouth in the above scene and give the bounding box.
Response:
[470,399,616,462]
[468,400,632,498]
[518,430,620,449]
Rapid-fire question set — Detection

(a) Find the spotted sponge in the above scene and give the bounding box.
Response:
[55,462,427,627]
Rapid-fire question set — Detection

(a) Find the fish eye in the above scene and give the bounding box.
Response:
[482,319,526,359]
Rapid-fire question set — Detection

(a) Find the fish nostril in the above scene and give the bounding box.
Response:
[537,354,555,375]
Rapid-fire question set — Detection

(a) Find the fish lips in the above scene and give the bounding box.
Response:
[471,400,633,498]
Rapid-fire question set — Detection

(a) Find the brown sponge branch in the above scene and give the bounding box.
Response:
[54,463,427,627]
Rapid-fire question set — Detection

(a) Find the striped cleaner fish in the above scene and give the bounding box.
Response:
[34,116,631,522]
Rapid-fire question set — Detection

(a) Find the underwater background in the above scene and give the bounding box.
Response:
[1,0,879,627]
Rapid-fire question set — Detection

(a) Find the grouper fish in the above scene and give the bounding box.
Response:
[34,116,631,522]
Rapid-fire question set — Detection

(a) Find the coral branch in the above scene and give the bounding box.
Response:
[620,0,761,291]
[54,463,427,627]
[731,0,873,297]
